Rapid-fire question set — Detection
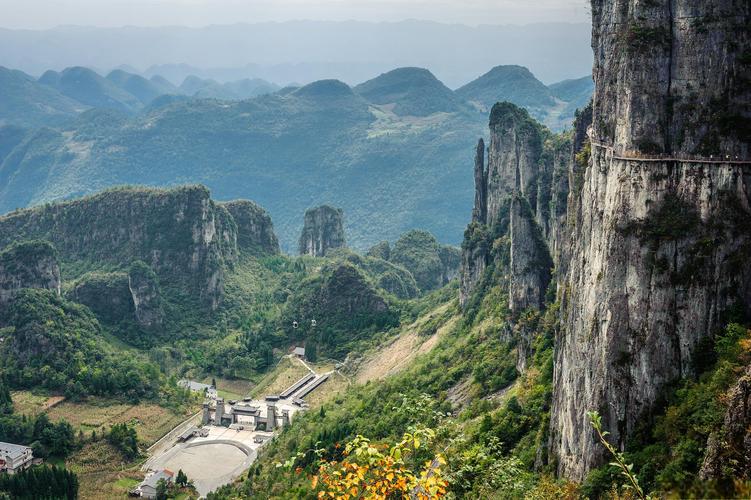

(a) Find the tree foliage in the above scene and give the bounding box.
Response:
[0,465,78,500]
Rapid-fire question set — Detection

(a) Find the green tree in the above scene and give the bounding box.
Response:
[155,478,168,500]
[306,341,318,363]
[108,423,139,459]
[0,378,12,414]
[0,465,78,499]
[176,469,188,487]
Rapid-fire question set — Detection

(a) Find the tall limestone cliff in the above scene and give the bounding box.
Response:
[298,205,346,257]
[549,0,751,480]
[0,186,279,311]
[67,261,164,331]
[222,200,280,255]
[128,261,164,329]
[0,185,233,309]
[460,103,558,315]
[0,240,61,306]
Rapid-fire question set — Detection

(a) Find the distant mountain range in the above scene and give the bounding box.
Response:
[0,63,591,129]
[0,21,591,87]
[0,64,593,250]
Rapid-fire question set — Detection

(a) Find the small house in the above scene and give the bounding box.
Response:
[0,442,33,474]
[137,469,174,499]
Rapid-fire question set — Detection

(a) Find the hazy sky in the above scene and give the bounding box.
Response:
[0,0,589,29]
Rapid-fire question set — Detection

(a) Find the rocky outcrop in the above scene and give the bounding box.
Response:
[549,0,751,480]
[438,246,461,284]
[509,196,552,315]
[127,261,164,329]
[223,200,280,255]
[67,261,164,331]
[460,139,490,305]
[0,240,61,306]
[298,205,346,257]
[69,272,134,324]
[700,364,751,481]
[460,103,556,312]
[486,103,543,227]
[472,139,487,224]
[0,185,240,310]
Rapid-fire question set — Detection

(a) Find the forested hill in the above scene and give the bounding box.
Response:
[0,65,592,251]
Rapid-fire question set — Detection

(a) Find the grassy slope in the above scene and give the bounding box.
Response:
[230,271,751,498]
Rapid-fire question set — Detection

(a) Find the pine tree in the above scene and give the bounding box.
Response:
[0,378,12,413]
[176,469,188,487]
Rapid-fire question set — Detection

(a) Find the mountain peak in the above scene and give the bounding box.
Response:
[456,64,555,115]
[354,67,462,116]
[293,79,354,99]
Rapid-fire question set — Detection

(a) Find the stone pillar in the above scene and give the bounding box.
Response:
[472,138,487,223]
[202,403,210,425]
[215,398,224,425]
[267,403,276,430]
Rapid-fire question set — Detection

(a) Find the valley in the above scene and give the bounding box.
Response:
[0,1,749,499]
[0,63,592,251]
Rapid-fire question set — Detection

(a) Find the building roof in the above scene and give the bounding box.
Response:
[0,442,32,460]
[293,347,306,356]
[178,426,198,440]
[141,469,174,489]
[178,379,212,392]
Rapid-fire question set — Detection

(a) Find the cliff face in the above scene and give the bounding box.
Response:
[128,261,164,330]
[549,0,751,480]
[69,272,134,324]
[0,186,247,310]
[460,103,556,315]
[508,196,552,314]
[68,261,164,330]
[223,200,280,255]
[298,205,346,257]
[0,240,61,306]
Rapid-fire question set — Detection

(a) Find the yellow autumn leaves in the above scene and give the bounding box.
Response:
[311,429,448,499]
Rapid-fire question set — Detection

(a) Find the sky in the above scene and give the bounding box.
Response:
[0,0,589,29]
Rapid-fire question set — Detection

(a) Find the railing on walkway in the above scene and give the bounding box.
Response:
[589,140,751,165]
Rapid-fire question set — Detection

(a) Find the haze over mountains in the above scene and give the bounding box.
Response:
[0,62,593,251]
[0,21,592,87]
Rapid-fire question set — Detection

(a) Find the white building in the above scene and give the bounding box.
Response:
[0,442,33,474]
[136,469,174,498]
[178,379,217,399]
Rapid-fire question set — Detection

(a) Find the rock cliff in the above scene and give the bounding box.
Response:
[508,196,552,315]
[0,186,281,310]
[127,261,164,330]
[298,205,346,257]
[68,272,134,324]
[0,240,61,306]
[549,0,751,480]
[460,103,557,314]
[68,260,164,331]
[223,200,280,255]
